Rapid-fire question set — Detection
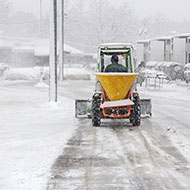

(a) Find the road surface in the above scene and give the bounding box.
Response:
[47,81,190,190]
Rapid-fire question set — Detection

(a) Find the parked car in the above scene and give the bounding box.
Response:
[0,63,9,78]
[184,63,190,83]
[146,61,183,81]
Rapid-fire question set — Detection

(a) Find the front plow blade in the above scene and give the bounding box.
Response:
[140,98,152,117]
[75,99,92,118]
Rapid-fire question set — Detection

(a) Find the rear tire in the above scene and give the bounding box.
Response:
[131,96,141,126]
[92,96,101,127]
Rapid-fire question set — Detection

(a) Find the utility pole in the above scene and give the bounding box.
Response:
[40,0,43,36]
[59,0,64,81]
[49,0,58,102]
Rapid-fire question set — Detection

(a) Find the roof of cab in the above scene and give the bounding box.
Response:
[99,43,134,49]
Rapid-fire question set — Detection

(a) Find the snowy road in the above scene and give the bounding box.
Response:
[46,81,190,190]
[0,80,190,189]
[0,80,82,190]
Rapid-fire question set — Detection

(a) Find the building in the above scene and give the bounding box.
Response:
[0,38,92,68]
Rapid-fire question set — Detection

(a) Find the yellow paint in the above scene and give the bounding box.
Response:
[95,73,139,101]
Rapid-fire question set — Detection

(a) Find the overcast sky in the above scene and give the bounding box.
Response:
[11,0,190,22]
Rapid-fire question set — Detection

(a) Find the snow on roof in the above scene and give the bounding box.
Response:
[175,33,190,38]
[0,38,84,56]
[34,40,84,57]
[64,44,84,55]
[12,45,34,53]
[99,43,134,49]
[101,49,130,54]
[34,44,83,57]
[137,39,151,44]
[153,36,173,41]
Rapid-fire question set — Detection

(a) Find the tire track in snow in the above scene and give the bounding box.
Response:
[110,125,166,190]
[46,118,190,189]
[109,122,186,190]
[47,119,94,190]
[139,119,190,188]
[94,123,142,190]
[84,125,96,190]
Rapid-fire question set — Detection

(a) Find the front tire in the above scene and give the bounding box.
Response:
[92,96,101,127]
[131,96,141,126]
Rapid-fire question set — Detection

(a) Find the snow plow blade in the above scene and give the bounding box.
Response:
[75,99,92,118]
[140,98,152,117]
[75,98,152,118]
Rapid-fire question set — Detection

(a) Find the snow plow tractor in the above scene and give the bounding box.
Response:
[75,43,152,126]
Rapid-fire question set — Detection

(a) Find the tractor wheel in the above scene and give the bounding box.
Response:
[129,110,133,123]
[131,96,141,126]
[92,96,101,127]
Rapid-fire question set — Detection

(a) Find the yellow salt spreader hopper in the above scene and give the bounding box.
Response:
[95,73,139,101]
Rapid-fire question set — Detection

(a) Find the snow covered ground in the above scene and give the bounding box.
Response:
[139,79,190,101]
[0,80,80,190]
[0,76,190,190]
[138,80,190,164]
[47,79,190,190]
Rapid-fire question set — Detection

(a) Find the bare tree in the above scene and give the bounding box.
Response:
[6,12,39,37]
[0,0,10,31]
[0,0,10,21]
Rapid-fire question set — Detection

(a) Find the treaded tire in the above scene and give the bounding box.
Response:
[92,96,101,127]
[131,96,141,126]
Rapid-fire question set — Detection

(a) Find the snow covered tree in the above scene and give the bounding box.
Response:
[138,14,168,38]
[63,0,141,52]
[0,0,10,22]
[83,0,141,44]
[6,12,39,37]
[0,0,10,30]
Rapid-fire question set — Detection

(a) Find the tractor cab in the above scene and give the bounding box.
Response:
[97,43,135,73]
[95,43,136,92]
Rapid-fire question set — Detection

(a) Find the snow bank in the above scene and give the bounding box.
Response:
[34,82,49,88]
[5,67,42,80]
[0,82,78,190]
[146,61,159,68]
[139,80,190,101]
[63,68,91,80]
[4,67,91,81]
